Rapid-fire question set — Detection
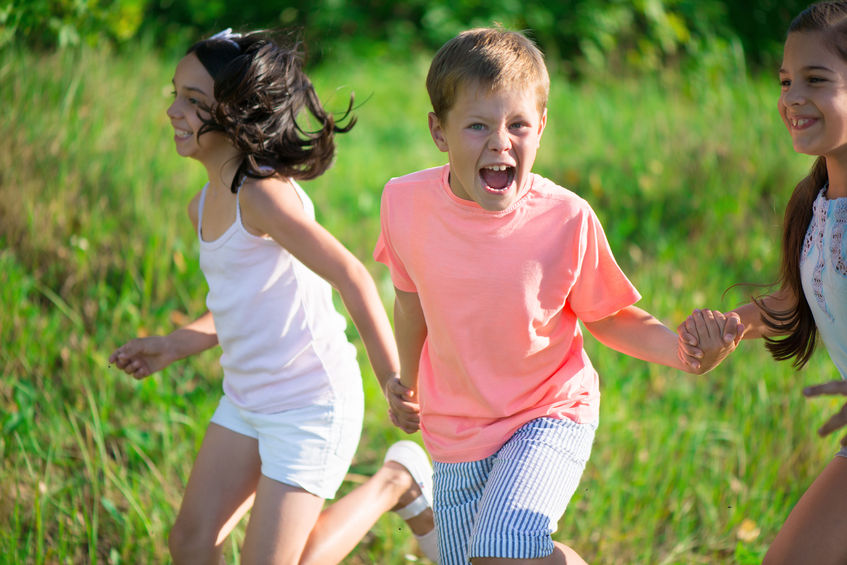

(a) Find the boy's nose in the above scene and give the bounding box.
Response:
[488,128,511,152]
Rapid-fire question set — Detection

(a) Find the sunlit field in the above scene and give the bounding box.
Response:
[2,43,842,564]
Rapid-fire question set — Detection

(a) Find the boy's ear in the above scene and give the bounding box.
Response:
[537,108,548,145]
[428,112,449,152]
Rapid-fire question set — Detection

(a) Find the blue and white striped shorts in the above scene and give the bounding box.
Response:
[432,417,597,564]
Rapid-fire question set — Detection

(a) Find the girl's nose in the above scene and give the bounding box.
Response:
[782,84,805,106]
[166,100,179,119]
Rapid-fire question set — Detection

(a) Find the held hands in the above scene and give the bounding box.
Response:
[108,336,173,380]
[677,309,744,373]
[384,374,421,434]
[804,381,847,447]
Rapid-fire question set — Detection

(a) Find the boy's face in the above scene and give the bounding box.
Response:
[429,82,547,211]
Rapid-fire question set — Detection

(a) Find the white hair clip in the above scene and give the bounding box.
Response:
[209,28,241,49]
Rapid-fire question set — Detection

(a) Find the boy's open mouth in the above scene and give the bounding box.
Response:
[480,165,515,192]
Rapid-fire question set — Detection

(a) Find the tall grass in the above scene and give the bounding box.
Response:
[2,41,843,564]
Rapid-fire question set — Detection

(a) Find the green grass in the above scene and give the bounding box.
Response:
[2,42,844,564]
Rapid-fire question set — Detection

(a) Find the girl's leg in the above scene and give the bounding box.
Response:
[169,422,262,565]
[242,450,435,565]
[763,455,847,565]
[301,460,434,563]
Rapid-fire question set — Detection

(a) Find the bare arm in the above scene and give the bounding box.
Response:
[239,178,400,389]
[389,288,428,433]
[109,311,218,379]
[584,304,736,374]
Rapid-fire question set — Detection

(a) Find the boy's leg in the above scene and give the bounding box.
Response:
[469,417,596,565]
[763,454,847,565]
[433,457,496,565]
[169,422,262,565]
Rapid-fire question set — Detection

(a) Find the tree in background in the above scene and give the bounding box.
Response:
[1,0,811,73]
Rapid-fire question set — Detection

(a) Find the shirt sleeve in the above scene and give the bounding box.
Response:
[373,183,418,293]
[567,205,641,322]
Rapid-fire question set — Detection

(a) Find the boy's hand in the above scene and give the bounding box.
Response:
[109,336,173,379]
[804,381,847,447]
[677,309,743,373]
[384,375,421,434]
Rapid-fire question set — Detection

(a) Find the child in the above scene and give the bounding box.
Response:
[374,27,736,565]
[108,29,439,564]
[680,3,847,563]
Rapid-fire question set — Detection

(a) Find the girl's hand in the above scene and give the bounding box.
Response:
[804,381,847,447]
[677,309,743,372]
[384,375,421,434]
[109,336,174,379]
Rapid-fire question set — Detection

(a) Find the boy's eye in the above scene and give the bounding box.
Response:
[468,123,485,131]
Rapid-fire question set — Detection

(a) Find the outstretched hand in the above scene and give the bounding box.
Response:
[384,375,421,434]
[109,336,173,380]
[677,309,744,373]
[804,380,847,447]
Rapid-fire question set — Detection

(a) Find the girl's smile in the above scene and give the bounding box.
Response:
[166,53,235,168]
[779,31,847,163]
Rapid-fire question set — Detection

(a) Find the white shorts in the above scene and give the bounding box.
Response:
[210,392,363,500]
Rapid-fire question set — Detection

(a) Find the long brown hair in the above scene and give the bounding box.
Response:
[187,30,355,193]
[758,1,847,367]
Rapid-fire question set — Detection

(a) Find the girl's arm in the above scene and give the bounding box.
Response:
[239,178,400,389]
[583,305,736,374]
[677,288,796,367]
[109,311,218,379]
[730,288,796,340]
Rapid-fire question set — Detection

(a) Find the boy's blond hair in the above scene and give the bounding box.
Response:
[426,27,550,120]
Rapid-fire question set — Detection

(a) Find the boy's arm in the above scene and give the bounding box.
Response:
[584,305,736,374]
[389,288,428,433]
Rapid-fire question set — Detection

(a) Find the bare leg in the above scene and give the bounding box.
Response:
[298,460,434,564]
[169,423,262,565]
[471,542,587,565]
[240,477,326,564]
[763,456,847,565]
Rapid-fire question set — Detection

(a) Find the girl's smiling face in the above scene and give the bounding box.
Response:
[166,53,233,166]
[779,31,847,163]
[428,81,547,212]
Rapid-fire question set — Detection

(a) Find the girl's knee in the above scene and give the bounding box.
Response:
[168,516,220,563]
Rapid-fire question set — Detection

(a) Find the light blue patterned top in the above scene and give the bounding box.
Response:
[800,187,847,379]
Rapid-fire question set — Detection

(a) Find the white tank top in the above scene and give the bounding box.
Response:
[197,180,360,412]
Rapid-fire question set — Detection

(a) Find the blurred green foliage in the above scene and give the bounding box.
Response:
[2,0,813,73]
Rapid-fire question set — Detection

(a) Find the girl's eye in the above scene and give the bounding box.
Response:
[779,78,791,88]
[468,123,485,131]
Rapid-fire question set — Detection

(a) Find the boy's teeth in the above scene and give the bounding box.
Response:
[485,165,509,171]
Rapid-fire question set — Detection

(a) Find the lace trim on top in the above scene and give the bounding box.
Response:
[802,187,847,321]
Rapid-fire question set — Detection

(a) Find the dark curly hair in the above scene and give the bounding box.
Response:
[756,1,847,368]
[186,30,355,193]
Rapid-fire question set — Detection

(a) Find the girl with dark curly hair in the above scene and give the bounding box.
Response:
[109,29,438,564]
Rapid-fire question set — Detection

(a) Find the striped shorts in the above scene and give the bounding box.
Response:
[432,417,597,564]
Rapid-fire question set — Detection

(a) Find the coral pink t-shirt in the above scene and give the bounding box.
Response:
[374,165,640,463]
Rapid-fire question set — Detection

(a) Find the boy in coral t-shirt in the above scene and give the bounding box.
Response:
[374,27,737,565]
